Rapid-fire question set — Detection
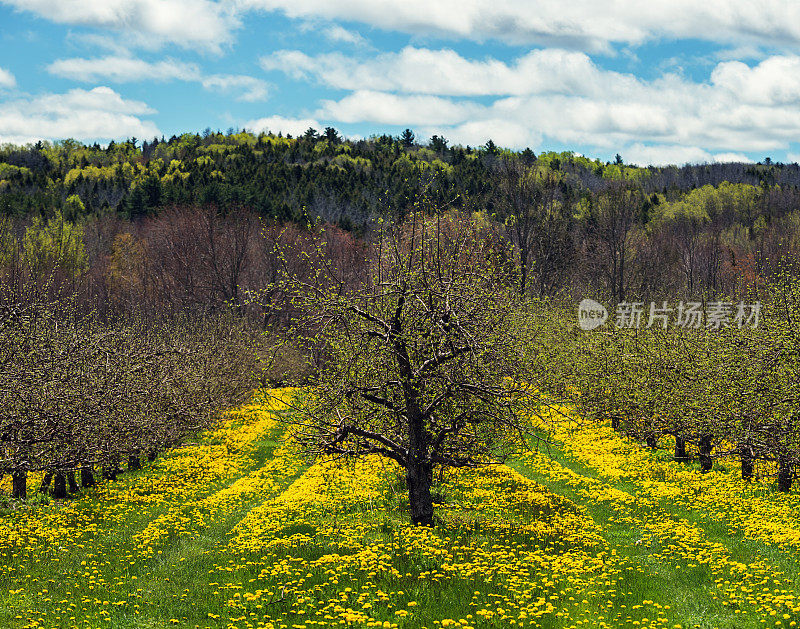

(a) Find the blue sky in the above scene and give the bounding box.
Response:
[2,0,800,165]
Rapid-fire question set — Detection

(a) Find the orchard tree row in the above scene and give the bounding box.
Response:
[540,277,800,491]
[0,290,260,500]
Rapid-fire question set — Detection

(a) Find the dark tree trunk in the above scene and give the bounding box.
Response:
[646,434,658,449]
[81,466,95,488]
[53,472,67,499]
[778,456,793,493]
[740,443,754,481]
[103,457,122,481]
[67,471,78,493]
[11,471,27,500]
[674,435,689,463]
[39,471,54,493]
[128,455,141,471]
[611,416,620,431]
[406,461,434,526]
[698,434,713,473]
[147,449,158,462]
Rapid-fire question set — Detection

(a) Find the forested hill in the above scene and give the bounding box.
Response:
[2,128,799,226]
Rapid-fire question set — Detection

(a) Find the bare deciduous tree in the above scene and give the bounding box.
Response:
[271,211,543,525]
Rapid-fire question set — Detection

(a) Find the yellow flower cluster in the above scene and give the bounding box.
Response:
[534,406,800,550]
[1,389,798,629]
[0,389,300,629]
[227,452,675,628]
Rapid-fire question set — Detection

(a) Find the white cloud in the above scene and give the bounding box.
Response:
[712,152,754,163]
[235,0,800,51]
[201,74,269,102]
[17,0,798,55]
[280,46,800,161]
[623,145,714,167]
[0,87,159,144]
[244,115,320,137]
[423,119,541,150]
[0,67,15,89]
[624,145,755,167]
[0,0,237,51]
[47,55,268,102]
[322,25,368,46]
[318,91,479,125]
[296,21,367,46]
[262,47,622,97]
[712,56,800,105]
[713,45,767,62]
[47,56,200,82]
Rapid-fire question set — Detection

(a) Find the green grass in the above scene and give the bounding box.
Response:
[0,407,798,629]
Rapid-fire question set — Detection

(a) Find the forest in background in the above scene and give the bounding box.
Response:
[2,127,800,309]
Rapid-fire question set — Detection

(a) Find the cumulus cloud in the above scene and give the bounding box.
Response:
[244,115,320,136]
[713,152,754,163]
[295,21,368,47]
[0,86,159,144]
[422,119,542,150]
[711,56,800,105]
[47,56,268,102]
[0,67,15,89]
[201,74,269,102]
[262,47,623,97]
[623,145,755,167]
[0,0,237,51]
[274,46,800,161]
[318,91,480,125]
[47,56,200,82]
[235,0,800,51]
[10,0,798,52]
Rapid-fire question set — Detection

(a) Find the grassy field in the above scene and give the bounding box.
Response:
[1,389,799,629]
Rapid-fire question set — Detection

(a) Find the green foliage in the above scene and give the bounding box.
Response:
[654,182,761,225]
[63,194,85,221]
[1,129,798,233]
[0,163,31,179]
[22,211,87,278]
[0,215,15,268]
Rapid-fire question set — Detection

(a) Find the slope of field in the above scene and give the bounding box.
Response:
[1,391,798,629]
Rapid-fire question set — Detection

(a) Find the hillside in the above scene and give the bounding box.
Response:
[2,131,800,227]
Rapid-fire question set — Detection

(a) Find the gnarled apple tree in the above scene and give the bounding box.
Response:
[274,212,545,525]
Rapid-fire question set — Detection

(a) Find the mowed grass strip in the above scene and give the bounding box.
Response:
[0,391,304,629]
[1,395,799,629]
[513,428,800,629]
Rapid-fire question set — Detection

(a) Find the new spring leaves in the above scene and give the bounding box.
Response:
[578,298,760,331]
